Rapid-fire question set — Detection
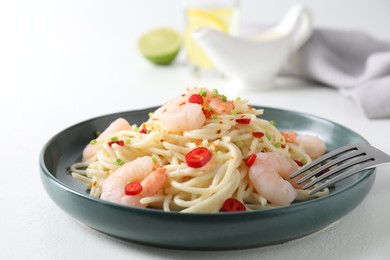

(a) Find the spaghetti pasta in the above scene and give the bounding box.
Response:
[71,88,329,213]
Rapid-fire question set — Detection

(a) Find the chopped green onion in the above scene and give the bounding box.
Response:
[148,112,154,118]
[90,139,97,145]
[221,95,227,102]
[111,136,118,142]
[235,97,241,102]
[216,151,224,155]
[269,120,276,126]
[151,155,158,163]
[266,133,272,141]
[212,114,218,120]
[274,142,281,148]
[199,88,207,97]
[115,158,124,166]
[95,130,101,137]
[212,89,218,97]
[147,130,152,134]
[231,109,238,115]
[124,139,131,144]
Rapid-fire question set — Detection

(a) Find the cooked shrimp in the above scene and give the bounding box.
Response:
[153,102,206,133]
[296,135,326,160]
[249,152,299,206]
[281,131,298,143]
[204,94,234,115]
[151,88,234,132]
[282,131,326,160]
[100,156,167,208]
[82,118,132,162]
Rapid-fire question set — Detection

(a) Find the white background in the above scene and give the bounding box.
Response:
[1,1,390,259]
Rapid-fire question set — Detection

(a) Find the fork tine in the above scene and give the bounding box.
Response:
[295,149,365,185]
[302,153,372,190]
[289,143,390,195]
[308,160,379,195]
[290,144,360,179]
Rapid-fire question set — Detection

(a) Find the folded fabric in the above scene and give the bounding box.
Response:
[282,28,390,119]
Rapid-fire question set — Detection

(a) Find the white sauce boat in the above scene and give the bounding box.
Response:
[193,4,313,90]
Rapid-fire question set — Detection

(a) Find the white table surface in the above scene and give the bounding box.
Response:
[1,1,390,259]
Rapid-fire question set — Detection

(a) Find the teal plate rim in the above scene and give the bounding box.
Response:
[39,106,376,250]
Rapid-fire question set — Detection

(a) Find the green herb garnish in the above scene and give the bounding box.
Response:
[115,158,124,166]
[199,88,207,97]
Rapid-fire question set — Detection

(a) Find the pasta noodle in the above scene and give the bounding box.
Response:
[70,88,329,213]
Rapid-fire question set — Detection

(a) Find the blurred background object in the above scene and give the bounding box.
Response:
[193,4,313,90]
[138,27,182,65]
[240,0,390,41]
[183,0,240,76]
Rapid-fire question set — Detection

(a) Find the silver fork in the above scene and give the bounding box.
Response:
[290,143,390,195]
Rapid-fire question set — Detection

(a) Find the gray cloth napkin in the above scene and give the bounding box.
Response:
[282,28,390,119]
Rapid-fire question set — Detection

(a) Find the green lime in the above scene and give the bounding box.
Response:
[138,27,181,65]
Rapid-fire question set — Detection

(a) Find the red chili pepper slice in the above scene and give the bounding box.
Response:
[236,118,251,124]
[139,128,147,134]
[124,182,143,196]
[108,140,125,147]
[252,132,264,138]
[244,153,257,168]
[188,94,204,105]
[319,168,330,175]
[185,147,212,168]
[294,160,304,167]
[221,198,246,212]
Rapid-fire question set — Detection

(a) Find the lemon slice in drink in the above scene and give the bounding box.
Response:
[184,8,232,69]
[187,9,228,31]
[138,27,181,65]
